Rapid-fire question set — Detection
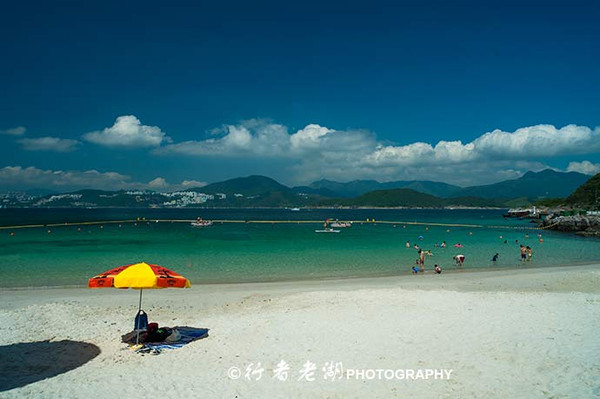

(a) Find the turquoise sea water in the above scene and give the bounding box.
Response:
[1,208,600,288]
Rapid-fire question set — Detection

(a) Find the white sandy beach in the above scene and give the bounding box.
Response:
[1,265,600,398]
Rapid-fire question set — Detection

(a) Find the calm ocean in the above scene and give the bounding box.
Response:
[1,208,599,288]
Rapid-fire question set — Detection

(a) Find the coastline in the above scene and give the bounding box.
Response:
[2,260,600,291]
[2,264,599,398]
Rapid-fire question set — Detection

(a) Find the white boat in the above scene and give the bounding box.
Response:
[330,221,351,228]
[289,207,300,211]
[315,228,340,233]
[191,220,213,227]
[503,206,542,218]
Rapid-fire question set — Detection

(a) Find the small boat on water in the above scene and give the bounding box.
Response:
[330,220,351,228]
[191,218,213,227]
[316,218,341,233]
[503,206,542,218]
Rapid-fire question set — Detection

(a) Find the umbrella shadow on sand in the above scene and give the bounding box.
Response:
[0,340,100,392]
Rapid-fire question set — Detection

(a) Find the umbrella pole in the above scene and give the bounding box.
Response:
[138,288,143,314]
[136,288,143,344]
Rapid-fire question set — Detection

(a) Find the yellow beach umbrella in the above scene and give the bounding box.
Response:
[89,262,191,343]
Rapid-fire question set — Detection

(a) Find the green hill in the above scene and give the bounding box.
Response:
[320,188,459,207]
[188,175,321,207]
[193,175,290,196]
[351,188,445,207]
[566,172,600,208]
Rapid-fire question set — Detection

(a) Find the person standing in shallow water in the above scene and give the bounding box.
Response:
[418,249,425,272]
[527,246,533,261]
[520,245,527,262]
[453,254,465,268]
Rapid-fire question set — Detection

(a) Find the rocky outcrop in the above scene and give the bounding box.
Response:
[541,215,600,237]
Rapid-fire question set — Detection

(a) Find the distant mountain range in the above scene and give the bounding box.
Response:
[305,179,462,198]
[3,169,593,209]
[318,189,505,208]
[303,169,589,200]
[457,169,590,199]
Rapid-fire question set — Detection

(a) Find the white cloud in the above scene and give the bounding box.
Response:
[156,119,290,157]
[0,126,26,136]
[473,124,600,158]
[18,137,80,152]
[8,121,597,191]
[365,142,435,166]
[362,125,600,170]
[0,166,208,192]
[148,177,169,189]
[181,180,207,188]
[83,115,172,148]
[0,166,134,191]
[155,121,600,185]
[155,119,600,185]
[290,124,334,150]
[567,161,600,175]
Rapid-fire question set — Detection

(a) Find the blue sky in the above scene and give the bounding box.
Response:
[1,0,599,192]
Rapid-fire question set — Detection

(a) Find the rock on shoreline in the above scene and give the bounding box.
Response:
[541,215,600,237]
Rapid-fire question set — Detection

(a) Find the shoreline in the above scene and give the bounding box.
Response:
[3,261,600,292]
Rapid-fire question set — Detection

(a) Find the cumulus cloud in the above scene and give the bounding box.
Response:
[567,161,600,175]
[0,166,205,192]
[364,125,600,169]
[290,124,334,150]
[18,137,80,152]
[83,115,172,148]
[148,177,169,190]
[472,125,600,158]
[157,120,600,186]
[181,180,207,188]
[0,126,26,136]
[7,121,596,191]
[0,166,134,191]
[156,119,372,162]
[157,119,290,157]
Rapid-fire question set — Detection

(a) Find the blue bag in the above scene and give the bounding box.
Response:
[134,310,148,330]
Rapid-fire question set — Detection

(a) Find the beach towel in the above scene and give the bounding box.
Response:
[122,326,209,353]
[144,327,209,351]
